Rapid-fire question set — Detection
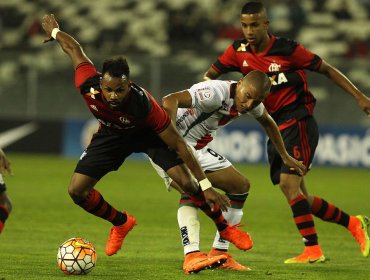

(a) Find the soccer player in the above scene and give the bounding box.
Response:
[41,14,251,270]
[151,70,306,272]
[0,147,12,234]
[203,1,370,263]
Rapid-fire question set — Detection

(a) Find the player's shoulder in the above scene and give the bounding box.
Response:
[267,36,299,56]
[125,82,153,117]
[191,80,233,107]
[79,74,102,95]
[193,79,232,92]
[230,38,250,52]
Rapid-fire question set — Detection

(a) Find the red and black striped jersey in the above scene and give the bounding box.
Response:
[212,35,322,127]
[74,62,170,134]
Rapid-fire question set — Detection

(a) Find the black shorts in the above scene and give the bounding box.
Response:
[75,128,183,180]
[267,116,319,185]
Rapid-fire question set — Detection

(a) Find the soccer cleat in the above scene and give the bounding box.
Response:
[105,211,137,256]
[349,215,370,257]
[209,247,251,271]
[219,224,253,251]
[183,251,227,274]
[284,245,326,264]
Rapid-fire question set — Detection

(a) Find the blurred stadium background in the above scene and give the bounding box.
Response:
[0,0,369,167]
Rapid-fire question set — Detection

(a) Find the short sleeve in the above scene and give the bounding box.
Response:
[75,62,98,89]
[145,95,171,134]
[188,81,225,113]
[247,103,265,118]
[291,44,322,71]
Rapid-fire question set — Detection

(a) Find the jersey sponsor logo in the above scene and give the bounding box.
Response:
[90,105,98,111]
[242,60,249,67]
[237,43,249,52]
[269,73,288,86]
[176,109,194,126]
[268,62,281,72]
[87,87,99,99]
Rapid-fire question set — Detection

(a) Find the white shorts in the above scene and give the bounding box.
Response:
[150,145,232,191]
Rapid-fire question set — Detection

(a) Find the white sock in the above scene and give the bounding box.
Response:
[212,208,243,250]
[178,206,200,255]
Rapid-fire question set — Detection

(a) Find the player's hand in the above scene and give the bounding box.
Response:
[282,155,306,176]
[41,14,59,43]
[203,188,230,212]
[0,150,12,176]
[357,94,370,117]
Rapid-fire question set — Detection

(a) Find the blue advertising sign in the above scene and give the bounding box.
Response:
[62,119,370,168]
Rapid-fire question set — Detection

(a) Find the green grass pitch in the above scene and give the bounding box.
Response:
[0,154,369,280]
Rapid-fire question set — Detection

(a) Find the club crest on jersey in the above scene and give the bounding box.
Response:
[119,116,131,124]
[268,62,281,72]
[242,60,249,67]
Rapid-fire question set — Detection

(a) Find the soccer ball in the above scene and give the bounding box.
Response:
[57,237,97,275]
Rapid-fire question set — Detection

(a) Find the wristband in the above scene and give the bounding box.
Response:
[199,178,212,191]
[51,28,60,39]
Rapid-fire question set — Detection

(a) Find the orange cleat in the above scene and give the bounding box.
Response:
[219,224,253,251]
[105,211,137,256]
[349,215,370,257]
[209,248,251,271]
[183,251,227,274]
[284,245,326,264]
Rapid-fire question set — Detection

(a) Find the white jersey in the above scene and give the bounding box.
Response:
[176,80,264,149]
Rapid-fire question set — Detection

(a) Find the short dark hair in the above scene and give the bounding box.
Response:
[102,57,130,79]
[241,1,265,14]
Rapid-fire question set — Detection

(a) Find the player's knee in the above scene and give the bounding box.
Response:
[279,181,300,201]
[68,184,89,203]
[239,177,250,193]
[228,176,250,194]
[3,198,12,213]
[6,199,12,213]
[0,192,12,213]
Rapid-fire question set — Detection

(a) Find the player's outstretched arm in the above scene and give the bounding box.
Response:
[319,60,370,117]
[162,90,192,123]
[256,109,306,175]
[41,14,92,69]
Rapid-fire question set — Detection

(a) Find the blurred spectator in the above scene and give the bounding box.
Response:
[288,0,306,38]
[333,0,352,20]
[346,36,370,58]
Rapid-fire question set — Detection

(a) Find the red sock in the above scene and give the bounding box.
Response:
[290,194,318,246]
[189,192,228,232]
[77,189,125,226]
[311,196,350,227]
